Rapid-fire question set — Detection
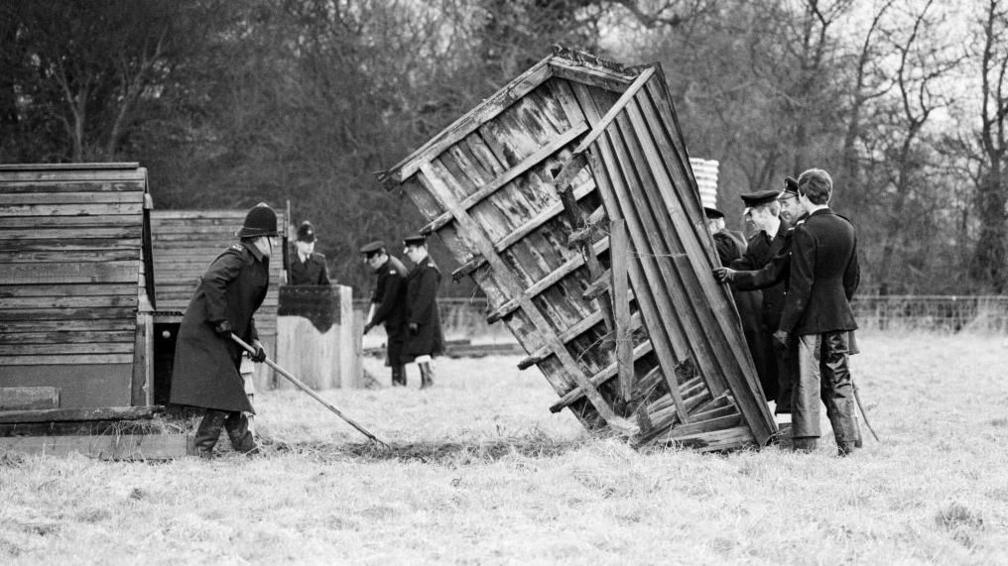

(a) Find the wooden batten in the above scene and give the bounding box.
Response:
[378,49,777,449]
[0,163,156,419]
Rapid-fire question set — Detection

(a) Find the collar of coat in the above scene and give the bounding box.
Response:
[242,240,267,262]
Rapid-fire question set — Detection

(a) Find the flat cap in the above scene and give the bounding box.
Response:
[782,176,799,196]
[403,234,427,247]
[740,189,782,208]
[359,240,385,255]
[296,221,316,242]
[703,206,725,220]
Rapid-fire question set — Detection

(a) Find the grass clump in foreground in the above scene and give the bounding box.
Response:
[1,332,1007,565]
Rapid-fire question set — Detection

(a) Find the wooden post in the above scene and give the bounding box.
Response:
[336,285,357,389]
[610,219,634,403]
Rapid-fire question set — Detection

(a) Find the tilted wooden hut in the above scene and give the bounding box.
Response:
[379,48,777,450]
[0,163,157,420]
[150,209,286,395]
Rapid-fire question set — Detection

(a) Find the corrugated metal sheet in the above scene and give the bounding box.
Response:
[379,48,776,450]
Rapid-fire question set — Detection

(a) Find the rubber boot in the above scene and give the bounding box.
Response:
[225,412,259,456]
[193,410,227,458]
[419,362,434,390]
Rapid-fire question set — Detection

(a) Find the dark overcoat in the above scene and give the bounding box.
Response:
[403,256,445,360]
[778,208,860,336]
[370,255,408,366]
[715,231,771,396]
[732,218,791,331]
[289,252,330,286]
[169,241,269,413]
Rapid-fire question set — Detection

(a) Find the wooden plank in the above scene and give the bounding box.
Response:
[0,405,155,423]
[0,306,136,321]
[417,163,629,430]
[571,81,691,424]
[0,342,134,356]
[0,226,142,240]
[0,202,143,216]
[0,261,139,285]
[0,319,135,333]
[0,162,141,172]
[486,237,610,323]
[549,339,653,413]
[0,181,144,193]
[420,121,589,234]
[0,239,141,253]
[0,294,138,309]
[0,249,141,263]
[151,210,246,220]
[0,330,135,344]
[384,59,553,184]
[0,434,191,460]
[0,353,133,365]
[610,219,634,402]
[547,58,638,93]
[0,191,143,205]
[571,67,655,155]
[0,387,60,410]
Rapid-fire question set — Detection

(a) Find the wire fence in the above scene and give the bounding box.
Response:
[354,295,1008,337]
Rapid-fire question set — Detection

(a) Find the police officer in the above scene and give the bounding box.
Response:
[402,234,445,390]
[289,220,330,286]
[731,188,793,412]
[360,240,409,386]
[170,202,278,458]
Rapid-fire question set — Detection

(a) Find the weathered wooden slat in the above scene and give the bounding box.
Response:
[385,59,553,184]
[151,210,246,220]
[0,433,191,460]
[0,342,134,356]
[0,387,60,411]
[0,249,141,263]
[571,67,655,155]
[571,81,691,424]
[547,58,638,93]
[420,121,589,235]
[0,306,136,322]
[0,262,139,285]
[0,202,143,217]
[0,191,143,205]
[0,226,142,240]
[0,295,138,309]
[0,330,135,345]
[0,353,133,365]
[486,236,609,323]
[0,239,141,253]
[0,319,135,333]
[0,283,137,298]
[417,162,628,429]
[0,181,144,193]
[624,93,773,439]
[610,219,634,402]
[549,339,653,413]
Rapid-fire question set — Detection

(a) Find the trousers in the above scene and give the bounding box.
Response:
[792,332,861,453]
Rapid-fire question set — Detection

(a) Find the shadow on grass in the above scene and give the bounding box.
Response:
[258,434,590,465]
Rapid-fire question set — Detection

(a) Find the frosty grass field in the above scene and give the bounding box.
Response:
[1,331,1007,565]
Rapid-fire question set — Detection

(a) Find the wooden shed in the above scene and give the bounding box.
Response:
[0,163,156,420]
[379,48,777,450]
[150,209,287,395]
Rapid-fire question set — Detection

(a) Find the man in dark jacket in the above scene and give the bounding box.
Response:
[730,189,794,413]
[360,240,409,386]
[775,169,861,455]
[170,203,278,457]
[402,234,445,390]
[289,220,330,286]
[705,206,765,394]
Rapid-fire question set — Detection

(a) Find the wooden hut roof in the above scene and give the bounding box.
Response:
[378,48,776,450]
[0,163,154,413]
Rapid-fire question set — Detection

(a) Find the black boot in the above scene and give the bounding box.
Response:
[225,412,259,456]
[419,362,434,390]
[193,410,227,458]
[391,365,406,387]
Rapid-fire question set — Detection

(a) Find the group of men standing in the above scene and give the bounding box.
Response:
[709,168,863,456]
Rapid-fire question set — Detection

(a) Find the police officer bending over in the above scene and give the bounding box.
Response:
[170,203,279,458]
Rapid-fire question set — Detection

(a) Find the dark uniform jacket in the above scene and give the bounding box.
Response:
[289,252,330,286]
[715,230,774,399]
[170,241,269,413]
[403,256,445,360]
[731,218,791,331]
[778,208,860,335]
[370,256,408,366]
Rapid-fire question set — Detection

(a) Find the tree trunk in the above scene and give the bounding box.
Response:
[970,165,1007,292]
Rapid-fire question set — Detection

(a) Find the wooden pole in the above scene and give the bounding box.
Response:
[609,219,634,403]
[230,333,389,447]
